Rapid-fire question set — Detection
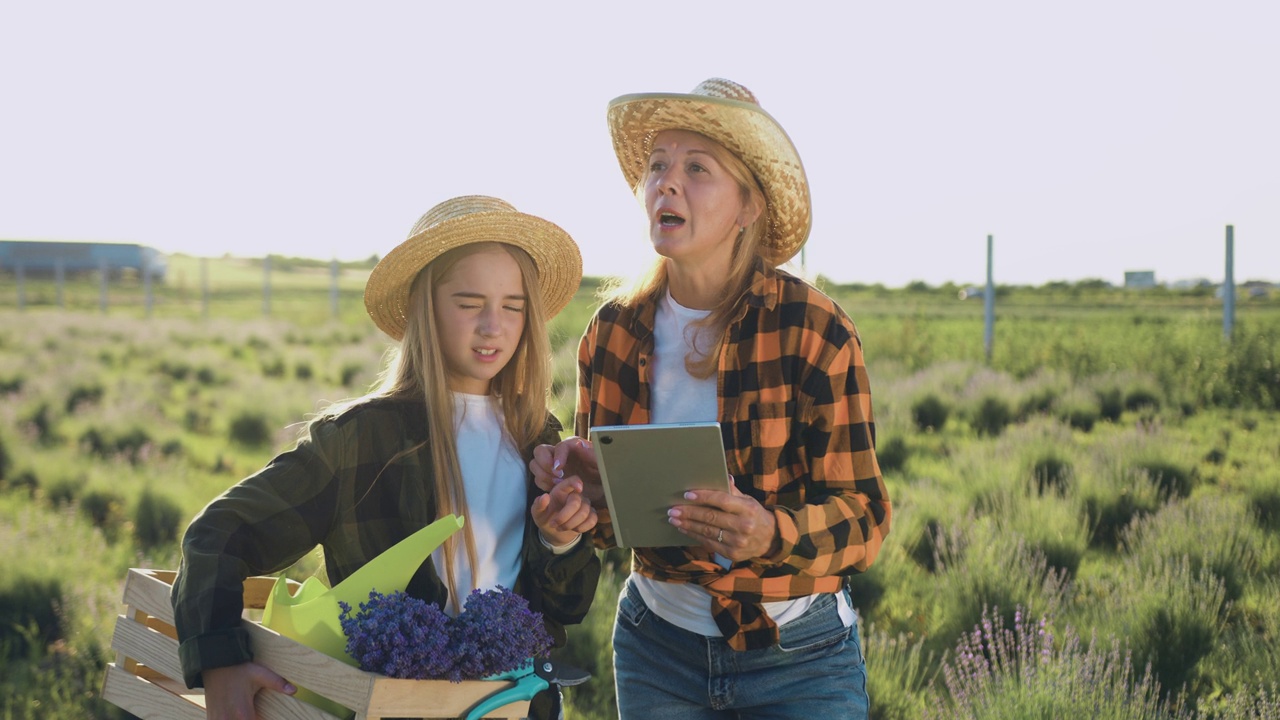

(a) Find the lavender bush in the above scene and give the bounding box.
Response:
[338,586,553,682]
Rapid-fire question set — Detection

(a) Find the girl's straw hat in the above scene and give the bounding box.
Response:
[607,78,812,266]
[364,195,582,341]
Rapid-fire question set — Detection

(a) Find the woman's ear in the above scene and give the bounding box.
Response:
[738,191,765,230]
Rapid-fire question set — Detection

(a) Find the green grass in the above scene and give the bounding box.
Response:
[0,271,1277,718]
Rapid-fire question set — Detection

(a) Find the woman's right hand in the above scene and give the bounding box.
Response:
[203,662,296,720]
[530,436,604,508]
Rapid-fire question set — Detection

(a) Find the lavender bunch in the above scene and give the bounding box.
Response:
[338,590,452,680]
[448,586,554,682]
[337,586,553,682]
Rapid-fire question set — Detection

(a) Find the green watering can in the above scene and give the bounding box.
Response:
[260,513,465,716]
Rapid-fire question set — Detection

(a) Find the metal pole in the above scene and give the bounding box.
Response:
[330,258,340,319]
[1224,225,1235,342]
[99,258,108,313]
[262,255,272,317]
[55,256,65,308]
[984,235,995,363]
[201,256,210,319]
[16,262,25,311]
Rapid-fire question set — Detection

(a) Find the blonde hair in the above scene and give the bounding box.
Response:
[603,132,770,378]
[322,241,551,611]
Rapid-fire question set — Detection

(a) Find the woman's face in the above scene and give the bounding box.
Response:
[643,130,753,272]
[431,246,527,395]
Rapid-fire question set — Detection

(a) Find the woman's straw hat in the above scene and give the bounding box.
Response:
[607,78,812,266]
[364,195,582,341]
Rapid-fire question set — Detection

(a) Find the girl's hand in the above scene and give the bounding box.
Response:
[203,662,295,720]
[667,482,781,562]
[530,437,604,508]
[532,475,598,546]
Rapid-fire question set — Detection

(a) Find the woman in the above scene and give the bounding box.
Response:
[532,79,891,718]
[173,196,599,720]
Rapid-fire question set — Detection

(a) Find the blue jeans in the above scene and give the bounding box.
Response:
[612,579,869,720]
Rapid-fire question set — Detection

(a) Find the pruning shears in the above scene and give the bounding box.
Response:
[465,657,591,720]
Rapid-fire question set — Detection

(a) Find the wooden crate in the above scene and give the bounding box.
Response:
[101,568,530,720]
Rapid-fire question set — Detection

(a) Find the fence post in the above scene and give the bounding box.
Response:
[143,256,154,317]
[16,262,25,311]
[330,258,340,320]
[984,234,995,363]
[1224,225,1235,342]
[262,255,272,317]
[99,258,109,313]
[55,256,65,308]
[201,256,210,319]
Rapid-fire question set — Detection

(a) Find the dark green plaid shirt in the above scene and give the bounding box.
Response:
[171,396,600,688]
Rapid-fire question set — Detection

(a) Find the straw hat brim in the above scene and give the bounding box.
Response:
[607,91,812,266]
[364,211,582,341]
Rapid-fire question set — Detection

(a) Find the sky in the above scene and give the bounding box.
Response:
[2,1,1277,287]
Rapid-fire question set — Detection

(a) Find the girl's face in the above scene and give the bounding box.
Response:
[643,129,753,274]
[432,246,527,395]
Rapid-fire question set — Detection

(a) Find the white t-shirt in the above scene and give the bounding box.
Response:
[636,290,855,636]
[431,392,526,615]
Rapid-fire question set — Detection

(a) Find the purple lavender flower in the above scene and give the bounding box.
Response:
[337,586,553,682]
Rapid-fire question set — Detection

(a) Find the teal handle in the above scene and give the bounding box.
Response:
[465,673,548,720]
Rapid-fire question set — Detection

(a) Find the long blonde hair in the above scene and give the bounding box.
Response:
[603,132,770,378]
[325,241,551,609]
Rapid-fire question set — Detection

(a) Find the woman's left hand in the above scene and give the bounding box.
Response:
[668,482,780,562]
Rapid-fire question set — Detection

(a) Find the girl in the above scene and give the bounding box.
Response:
[173,195,600,720]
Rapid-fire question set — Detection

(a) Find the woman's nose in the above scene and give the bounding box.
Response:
[654,169,678,195]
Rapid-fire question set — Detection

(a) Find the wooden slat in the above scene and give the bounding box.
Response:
[244,620,376,711]
[365,677,528,719]
[255,689,344,720]
[112,613,186,683]
[101,664,205,720]
[120,569,178,625]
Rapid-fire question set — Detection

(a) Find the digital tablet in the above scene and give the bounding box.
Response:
[589,422,732,548]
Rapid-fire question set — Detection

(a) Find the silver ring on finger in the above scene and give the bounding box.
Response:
[717,528,725,543]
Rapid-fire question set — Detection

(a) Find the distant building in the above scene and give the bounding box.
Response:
[0,240,166,281]
[1124,270,1156,289]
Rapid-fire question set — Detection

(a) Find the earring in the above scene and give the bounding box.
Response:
[738,226,746,235]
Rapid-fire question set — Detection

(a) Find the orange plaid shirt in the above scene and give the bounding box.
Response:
[576,265,892,651]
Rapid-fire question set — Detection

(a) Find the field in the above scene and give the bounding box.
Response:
[1,261,1278,719]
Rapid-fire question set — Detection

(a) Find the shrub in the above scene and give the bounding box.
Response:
[1031,455,1073,496]
[339,362,364,388]
[294,361,313,380]
[1249,488,1280,532]
[229,411,272,447]
[260,357,286,378]
[1,468,39,497]
[876,436,909,473]
[1133,460,1195,499]
[971,396,1012,437]
[1125,387,1162,412]
[0,373,24,394]
[1086,556,1227,700]
[22,402,59,444]
[925,606,1180,720]
[64,382,104,413]
[1084,491,1156,550]
[45,477,84,508]
[863,625,937,720]
[0,576,65,659]
[1121,497,1262,603]
[0,433,10,482]
[79,489,127,540]
[194,365,220,385]
[1097,387,1124,422]
[134,487,184,550]
[912,395,950,432]
[1018,387,1058,419]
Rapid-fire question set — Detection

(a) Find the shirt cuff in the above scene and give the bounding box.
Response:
[538,531,583,555]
